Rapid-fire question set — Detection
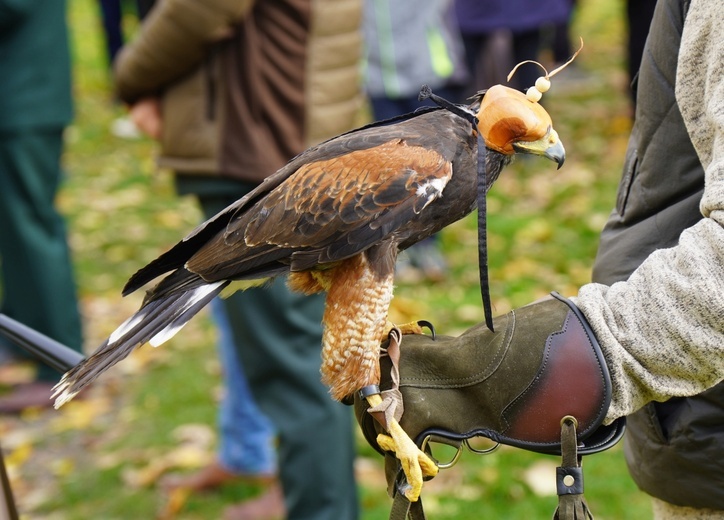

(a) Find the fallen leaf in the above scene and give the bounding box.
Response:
[49,395,112,433]
[5,441,33,469]
[122,445,213,489]
[157,487,191,520]
[522,459,558,497]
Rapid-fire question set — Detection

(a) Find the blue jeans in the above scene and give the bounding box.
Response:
[212,299,276,476]
[193,191,359,520]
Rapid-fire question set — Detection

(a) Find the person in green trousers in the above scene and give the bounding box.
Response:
[0,0,84,412]
[114,1,363,518]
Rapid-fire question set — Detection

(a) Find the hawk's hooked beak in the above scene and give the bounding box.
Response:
[513,127,566,169]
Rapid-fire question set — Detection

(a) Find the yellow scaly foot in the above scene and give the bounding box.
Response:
[382,320,435,340]
[366,393,438,501]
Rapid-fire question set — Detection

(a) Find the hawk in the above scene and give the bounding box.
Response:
[54,85,564,500]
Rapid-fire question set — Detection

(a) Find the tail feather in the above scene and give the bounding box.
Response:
[53,281,227,408]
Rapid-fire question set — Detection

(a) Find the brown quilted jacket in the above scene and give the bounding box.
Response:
[114,0,363,181]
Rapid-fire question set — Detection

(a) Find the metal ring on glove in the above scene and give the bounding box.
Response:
[420,435,463,469]
[561,415,579,428]
[463,437,500,455]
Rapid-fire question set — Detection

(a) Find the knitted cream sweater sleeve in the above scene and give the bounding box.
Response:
[575,0,724,424]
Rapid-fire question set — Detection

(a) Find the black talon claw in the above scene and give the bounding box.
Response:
[417,320,436,340]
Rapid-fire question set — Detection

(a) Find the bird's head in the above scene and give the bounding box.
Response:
[474,84,565,169]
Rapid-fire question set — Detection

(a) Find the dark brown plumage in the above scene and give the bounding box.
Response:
[53,84,564,502]
[54,85,564,406]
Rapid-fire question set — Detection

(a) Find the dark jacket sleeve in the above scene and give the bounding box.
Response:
[114,0,253,103]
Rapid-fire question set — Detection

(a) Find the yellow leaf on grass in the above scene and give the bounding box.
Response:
[123,445,213,489]
[5,441,33,469]
[50,395,112,433]
[522,459,558,497]
[158,487,191,520]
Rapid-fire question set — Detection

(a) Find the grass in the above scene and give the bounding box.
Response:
[1,0,654,518]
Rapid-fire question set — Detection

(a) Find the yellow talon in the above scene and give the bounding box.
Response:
[367,394,438,501]
[382,320,428,340]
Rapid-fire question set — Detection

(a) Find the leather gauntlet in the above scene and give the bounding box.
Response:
[355,293,625,458]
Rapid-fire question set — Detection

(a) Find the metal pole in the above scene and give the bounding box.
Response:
[0,314,84,373]
[0,313,85,518]
[0,442,18,520]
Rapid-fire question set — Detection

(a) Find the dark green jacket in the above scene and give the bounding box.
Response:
[592,0,723,509]
[0,0,72,131]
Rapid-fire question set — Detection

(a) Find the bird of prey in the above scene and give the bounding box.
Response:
[53,84,564,500]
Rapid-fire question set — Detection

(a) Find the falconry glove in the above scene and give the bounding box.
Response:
[355,293,625,518]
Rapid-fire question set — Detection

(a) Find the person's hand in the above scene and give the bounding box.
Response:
[129,97,162,140]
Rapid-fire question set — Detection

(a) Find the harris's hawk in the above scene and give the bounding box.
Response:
[53,85,564,500]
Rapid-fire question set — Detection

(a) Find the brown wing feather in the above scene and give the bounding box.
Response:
[244,139,449,245]
[123,109,471,293]
[186,139,452,278]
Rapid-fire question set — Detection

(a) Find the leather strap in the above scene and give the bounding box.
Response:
[389,493,427,520]
[367,328,404,431]
[418,85,494,331]
[554,416,594,520]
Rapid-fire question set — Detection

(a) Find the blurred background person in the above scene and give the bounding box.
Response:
[454,0,573,94]
[160,299,278,501]
[96,0,155,68]
[98,2,279,501]
[113,0,363,518]
[97,0,126,68]
[363,0,468,282]
[0,0,85,413]
[96,0,154,138]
